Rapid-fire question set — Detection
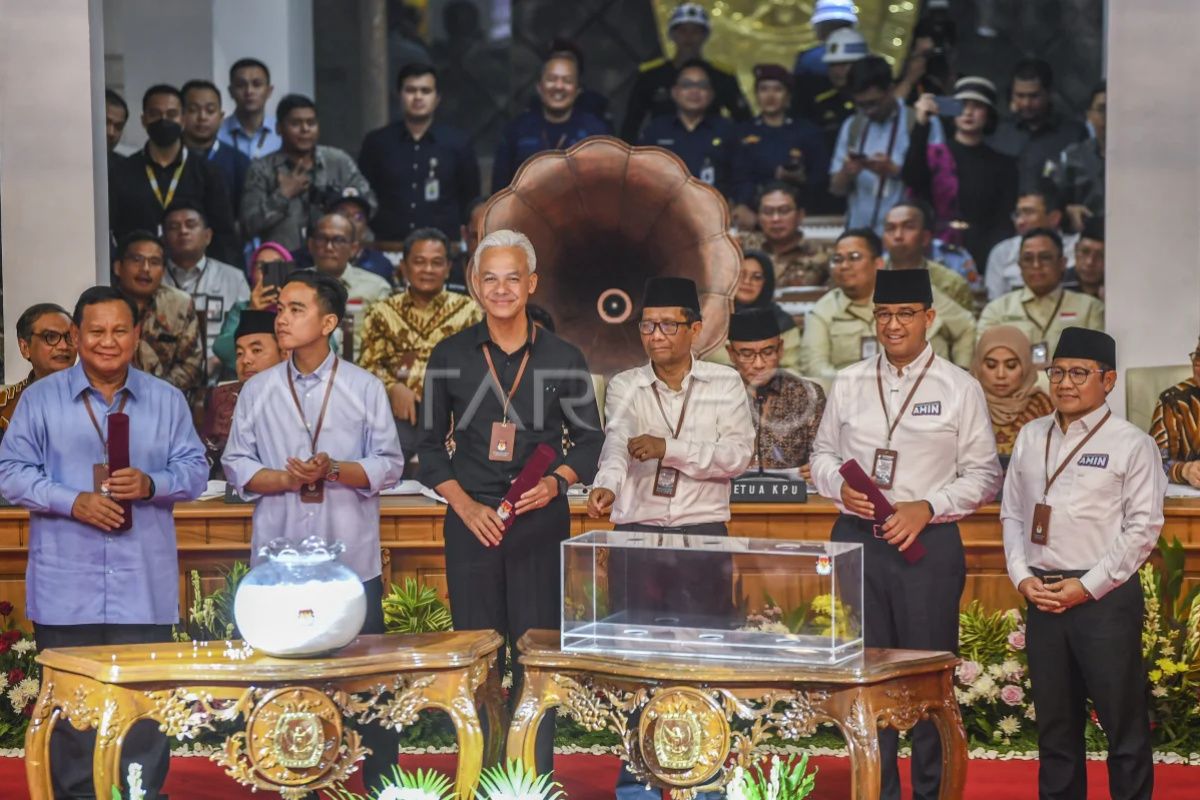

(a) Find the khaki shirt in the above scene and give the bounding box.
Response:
[978,286,1105,355]
[359,289,483,395]
[738,230,831,287]
[801,287,976,389]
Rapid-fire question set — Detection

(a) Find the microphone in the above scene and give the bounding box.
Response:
[497,443,557,530]
[106,412,133,533]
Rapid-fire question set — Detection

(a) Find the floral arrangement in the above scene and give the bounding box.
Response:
[740,593,860,640]
[726,754,818,800]
[326,765,453,800]
[110,762,145,800]
[953,601,1037,749]
[174,563,248,643]
[0,600,39,748]
[328,761,562,800]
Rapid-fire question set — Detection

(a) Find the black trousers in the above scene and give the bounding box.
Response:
[832,515,965,800]
[444,493,569,775]
[357,575,404,794]
[33,623,175,800]
[1026,572,1152,800]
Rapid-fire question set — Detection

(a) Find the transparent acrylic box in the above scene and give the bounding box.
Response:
[562,530,864,665]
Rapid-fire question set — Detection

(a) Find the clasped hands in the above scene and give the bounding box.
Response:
[1018,577,1090,613]
[71,467,152,532]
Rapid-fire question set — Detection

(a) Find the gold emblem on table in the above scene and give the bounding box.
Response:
[638,687,730,787]
[245,687,342,786]
[273,711,323,768]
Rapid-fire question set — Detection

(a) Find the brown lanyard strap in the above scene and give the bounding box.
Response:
[1024,290,1066,339]
[286,356,340,455]
[1042,410,1111,498]
[82,393,130,455]
[650,377,697,439]
[481,325,537,424]
[875,349,937,447]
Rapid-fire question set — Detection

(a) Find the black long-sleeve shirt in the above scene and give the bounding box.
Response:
[417,320,603,496]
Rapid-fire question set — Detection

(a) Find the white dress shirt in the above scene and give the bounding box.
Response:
[593,358,754,526]
[811,344,1003,520]
[1000,403,1166,600]
[165,256,251,360]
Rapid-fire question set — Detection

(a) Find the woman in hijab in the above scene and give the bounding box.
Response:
[707,249,803,372]
[971,325,1054,461]
[212,242,293,378]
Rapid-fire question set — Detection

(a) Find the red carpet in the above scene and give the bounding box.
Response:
[3,753,1196,798]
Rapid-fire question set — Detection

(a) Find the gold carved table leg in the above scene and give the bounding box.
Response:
[506,667,562,770]
[929,670,969,799]
[24,667,59,800]
[826,687,882,800]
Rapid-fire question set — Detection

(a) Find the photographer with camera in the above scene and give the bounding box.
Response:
[241,93,376,254]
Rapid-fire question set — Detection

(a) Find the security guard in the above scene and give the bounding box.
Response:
[1001,327,1163,800]
[620,3,750,142]
[791,0,858,121]
[806,27,868,154]
[800,228,976,389]
[731,64,829,214]
[978,228,1105,365]
[640,60,736,196]
[811,268,1002,800]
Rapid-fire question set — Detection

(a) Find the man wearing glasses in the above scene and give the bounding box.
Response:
[811,268,1002,800]
[588,276,753,800]
[305,212,391,362]
[736,182,828,287]
[1001,328,1164,799]
[979,227,1104,368]
[639,61,736,196]
[0,304,78,441]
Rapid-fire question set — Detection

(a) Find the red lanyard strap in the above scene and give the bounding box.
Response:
[1042,410,1111,497]
[481,326,537,424]
[874,350,936,446]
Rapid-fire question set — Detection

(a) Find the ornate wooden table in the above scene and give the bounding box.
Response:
[24,631,505,800]
[507,629,966,800]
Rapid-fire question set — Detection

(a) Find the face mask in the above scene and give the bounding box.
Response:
[146,118,182,147]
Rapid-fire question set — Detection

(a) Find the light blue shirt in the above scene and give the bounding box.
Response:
[218,114,282,160]
[830,101,944,234]
[222,350,404,580]
[0,363,207,625]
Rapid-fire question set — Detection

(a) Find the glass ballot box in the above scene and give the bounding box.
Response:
[562,531,864,665]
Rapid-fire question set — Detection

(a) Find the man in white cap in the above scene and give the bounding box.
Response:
[792,0,859,119]
[620,2,750,141]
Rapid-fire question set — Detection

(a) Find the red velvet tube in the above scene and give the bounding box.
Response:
[106,412,133,533]
[496,443,557,531]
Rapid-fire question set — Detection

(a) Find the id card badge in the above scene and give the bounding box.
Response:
[653,462,679,497]
[1031,502,1052,545]
[424,177,440,202]
[205,295,224,323]
[300,478,325,504]
[489,421,515,462]
[93,463,111,496]
[861,336,879,360]
[699,165,716,186]
[871,448,898,489]
[1031,341,1049,367]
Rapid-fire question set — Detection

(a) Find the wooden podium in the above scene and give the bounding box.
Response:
[507,629,967,800]
[24,631,505,799]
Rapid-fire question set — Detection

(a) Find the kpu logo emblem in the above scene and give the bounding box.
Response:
[912,401,942,416]
[1078,453,1109,469]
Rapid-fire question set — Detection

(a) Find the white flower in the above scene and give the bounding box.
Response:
[1001,659,1023,680]
[6,677,39,713]
[998,716,1021,736]
[378,789,441,800]
[1024,704,1037,721]
[987,664,1006,680]
[974,674,998,701]
[1152,686,1168,698]
[954,687,975,705]
[126,762,145,800]
[0,673,7,694]
[11,639,35,655]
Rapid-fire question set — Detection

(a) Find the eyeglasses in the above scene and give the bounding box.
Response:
[1019,252,1060,266]
[1046,366,1108,385]
[312,234,352,248]
[124,253,164,268]
[731,345,780,363]
[873,308,922,325]
[638,320,689,336]
[830,252,869,266]
[1189,351,1200,364]
[30,330,74,347]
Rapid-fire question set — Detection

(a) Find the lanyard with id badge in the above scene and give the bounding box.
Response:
[871,350,936,489]
[1031,410,1111,545]
[424,157,440,201]
[1024,291,1065,367]
[286,357,340,503]
[482,326,536,462]
[649,379,696,497]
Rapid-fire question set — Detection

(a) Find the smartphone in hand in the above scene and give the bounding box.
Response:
[934,96,964,118]
[261,260,298,291]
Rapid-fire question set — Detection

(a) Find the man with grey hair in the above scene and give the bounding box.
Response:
[417,229,603,775]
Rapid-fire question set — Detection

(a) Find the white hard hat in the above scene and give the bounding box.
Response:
[823,27,869,64]
[669,3,711,32]
[812,0,859,26]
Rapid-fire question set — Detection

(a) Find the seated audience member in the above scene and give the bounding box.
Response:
[359,227,482,455]
[987,58,1088,194]
[1063,216,1104,300]
[213,242,292,378]
[901,77,1018,271]
[162,202,250,377]
[800,227,974,388]
[0,304,77,439]
[181,79,252,213]
[971,325,1054,460]
[327,192,395,284]
[978,228,1104,366]
[829,55,942,234]
[218,57,282,159]
[1150,339,1200,487]
[307,213,391,360]
[985,188,1078,301]
[737,182,828,287]
[105,89,129,153]
[112,231,204,400]
[640,60,736,196]
[729,64,828,228]
[705,250,801,372]
[358,63,479,242]
[882,201,975,312]
[492,49,609,190]
[109,84,239,264]
[241,94,377,253]
[727,308,825,475]
[1049,81,1106,233]
[201,310,283,476]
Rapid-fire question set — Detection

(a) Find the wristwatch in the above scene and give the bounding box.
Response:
[326,461,342,483]
[145,476,156,500]
[551,473,569,498]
